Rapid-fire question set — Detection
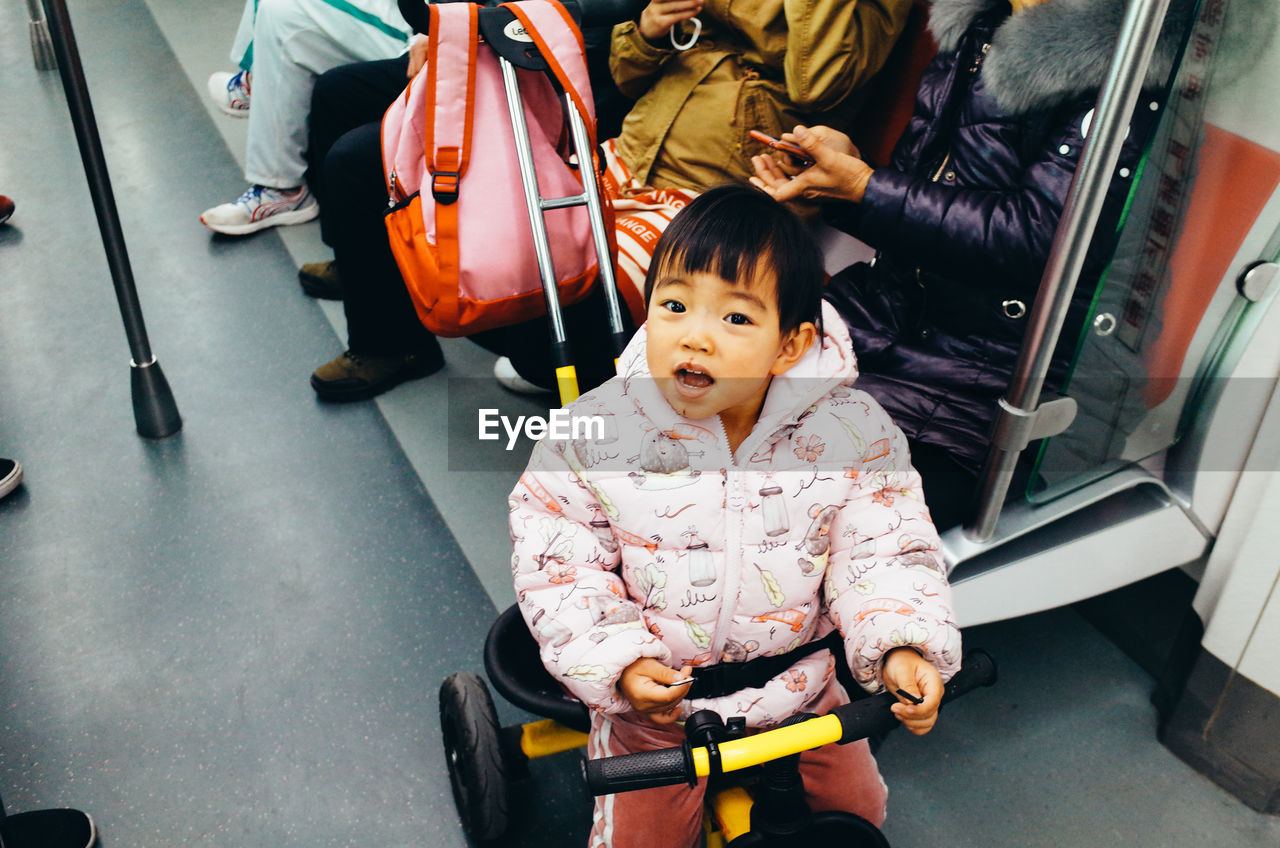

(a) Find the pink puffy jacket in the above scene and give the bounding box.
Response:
[509,303,961,727]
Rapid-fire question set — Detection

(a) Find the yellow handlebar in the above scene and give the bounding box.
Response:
[691,714,843,777]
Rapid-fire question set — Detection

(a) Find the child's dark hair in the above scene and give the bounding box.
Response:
[642,185,824,335]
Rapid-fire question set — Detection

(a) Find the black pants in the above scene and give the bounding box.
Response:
[306,58,628,390]
[905,441,980,532]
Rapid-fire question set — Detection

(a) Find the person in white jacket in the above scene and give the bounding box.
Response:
[200,0,412,235]
[509,186,961,848]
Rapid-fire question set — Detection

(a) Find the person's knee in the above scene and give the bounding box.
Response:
[253,0,302,31]
[311,63,361,116]
[255,0,328,31]
[325,124,382,188]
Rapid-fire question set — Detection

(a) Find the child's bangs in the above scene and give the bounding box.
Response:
[660,226,775,294]
[643,185,824,333]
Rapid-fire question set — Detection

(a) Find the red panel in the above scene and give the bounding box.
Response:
[1144,123,1280,404]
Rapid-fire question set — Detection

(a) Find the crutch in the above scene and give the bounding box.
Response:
[397,0,636,405]
[479,1,631,405]
[491,24,628,404]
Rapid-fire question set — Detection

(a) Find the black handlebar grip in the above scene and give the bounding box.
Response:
[942,649,998,703]
[835,649,998,744]
[584,743,693,796]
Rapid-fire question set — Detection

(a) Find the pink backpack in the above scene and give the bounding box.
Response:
[381,0,611,337]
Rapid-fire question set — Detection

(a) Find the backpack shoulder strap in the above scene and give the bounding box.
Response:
[425,1,480,204]
[505,0,596,149]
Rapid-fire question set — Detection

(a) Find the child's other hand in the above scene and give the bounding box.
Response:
[639,0,703,43]
[750,125,873,205]
[619,658,694,725]
[881,647,944,736]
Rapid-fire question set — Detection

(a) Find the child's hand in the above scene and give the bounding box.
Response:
[750,125,874,205]
[881,647,945,736]
[406,34,429,78]
[618,658,694,725]
[639,0,704,44]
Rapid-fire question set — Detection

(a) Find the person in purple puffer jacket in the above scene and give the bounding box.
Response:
[752,0,1192,528]
[509,185,961,848]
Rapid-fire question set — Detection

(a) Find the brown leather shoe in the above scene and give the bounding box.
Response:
[311,350,443,402]
[298,259,343,299]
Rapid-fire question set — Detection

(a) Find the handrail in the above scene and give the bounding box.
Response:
[967,0,1177,541]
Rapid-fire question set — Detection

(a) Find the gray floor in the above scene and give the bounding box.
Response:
[2,0,1279,846]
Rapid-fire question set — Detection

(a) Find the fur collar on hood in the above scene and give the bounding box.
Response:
[928,0,1192,114]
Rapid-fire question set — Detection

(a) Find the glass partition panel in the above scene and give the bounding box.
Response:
[1027,0,1280,502]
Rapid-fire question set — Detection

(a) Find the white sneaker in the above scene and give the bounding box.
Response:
[494,357,553,395]
[200,185,318,235]
[207,70,251,117]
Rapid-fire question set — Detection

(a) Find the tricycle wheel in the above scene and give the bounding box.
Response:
[440,672,511,841]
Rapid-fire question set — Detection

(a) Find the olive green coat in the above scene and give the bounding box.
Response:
[610,0,913,190]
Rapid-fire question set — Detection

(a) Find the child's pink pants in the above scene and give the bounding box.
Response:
[585,680,888,848]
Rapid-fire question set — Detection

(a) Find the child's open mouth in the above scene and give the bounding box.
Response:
[674,365,715,398]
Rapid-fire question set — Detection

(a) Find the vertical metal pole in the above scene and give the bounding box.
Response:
[501,55,580,403]
[40,0,182,439]
[967,0,1172,540]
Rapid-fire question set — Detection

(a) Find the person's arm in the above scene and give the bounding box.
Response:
[509,442,673,714]
[783,0,913,111]
[851,101,1128,292]
[821,402,962,726]
[608,0,703,100]
[751,124,874,203]
[760,104,1120,293]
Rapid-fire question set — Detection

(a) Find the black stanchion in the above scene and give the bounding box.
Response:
[40,0,182,439]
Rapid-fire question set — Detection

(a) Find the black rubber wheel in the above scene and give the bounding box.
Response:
[440,672,511,841]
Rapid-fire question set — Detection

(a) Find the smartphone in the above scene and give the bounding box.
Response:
[749,129,814,166]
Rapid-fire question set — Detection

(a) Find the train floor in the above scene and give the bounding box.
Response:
[2,0,1279,845]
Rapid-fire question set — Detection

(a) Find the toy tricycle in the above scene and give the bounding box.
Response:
[439,605,997,845]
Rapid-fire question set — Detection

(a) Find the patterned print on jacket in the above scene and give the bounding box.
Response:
[509,302,961,728]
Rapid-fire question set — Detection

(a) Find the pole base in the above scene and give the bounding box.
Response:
[29,21,58,71]
[130,359,182,439]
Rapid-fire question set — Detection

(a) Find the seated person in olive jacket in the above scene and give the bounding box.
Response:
[752,0,1191,529]
[611,0,914,190]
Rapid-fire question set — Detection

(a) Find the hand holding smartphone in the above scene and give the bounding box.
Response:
[749,129,814,167]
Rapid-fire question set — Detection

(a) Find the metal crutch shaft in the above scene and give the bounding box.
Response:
[500,55,579,404]
[562,94,628,361]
